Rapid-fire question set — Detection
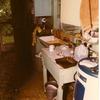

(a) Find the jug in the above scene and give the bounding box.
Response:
[74,43,88,61]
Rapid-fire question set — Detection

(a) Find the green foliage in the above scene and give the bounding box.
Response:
[0,24,13,35]
[0,0,12,20]
[0,0,14,44]
[2,35,14,44]
[0,24,14,44]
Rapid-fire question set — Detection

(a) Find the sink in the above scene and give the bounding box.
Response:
[39,35,55,42]
[39,35,64,46]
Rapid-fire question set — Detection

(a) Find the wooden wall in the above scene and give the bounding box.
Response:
[80,0,98,31]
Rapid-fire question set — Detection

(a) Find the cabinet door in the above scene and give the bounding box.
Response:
[80,0,98,31]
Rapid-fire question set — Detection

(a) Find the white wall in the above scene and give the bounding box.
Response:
[34,0,51,16]
[61,0,81,26]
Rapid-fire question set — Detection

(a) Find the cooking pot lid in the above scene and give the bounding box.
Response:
[79,59,98,68]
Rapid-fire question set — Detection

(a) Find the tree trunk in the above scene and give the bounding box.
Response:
[10,0,34,68]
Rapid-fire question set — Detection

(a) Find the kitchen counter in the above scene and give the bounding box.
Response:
[42,48,77,100]
[36,35,65,54]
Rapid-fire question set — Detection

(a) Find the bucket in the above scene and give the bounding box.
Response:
[45,81,58,100]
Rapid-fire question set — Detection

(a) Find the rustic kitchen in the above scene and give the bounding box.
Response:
[0,0,99,100]
[33,0,99,100]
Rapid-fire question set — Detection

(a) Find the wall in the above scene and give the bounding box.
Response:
[61,0,81,26]
[34,0,51,16]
